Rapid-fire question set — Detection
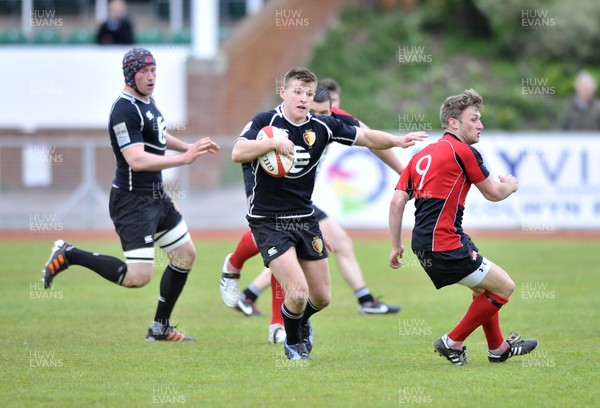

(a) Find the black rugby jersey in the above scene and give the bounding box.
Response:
[108,92,168,192]
[238,104,358,218]
[331,107,360,127]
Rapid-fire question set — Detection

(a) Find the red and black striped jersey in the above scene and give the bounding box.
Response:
[396,132,489,252]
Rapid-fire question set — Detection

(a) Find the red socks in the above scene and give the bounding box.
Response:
[229,230,259,271]
[271,273,285,325]
[229,230,285,327]
[448,291,508,343]
[481,310,505,350]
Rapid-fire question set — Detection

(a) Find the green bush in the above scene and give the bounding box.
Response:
[308,2,600,130]
[477,0,600,65]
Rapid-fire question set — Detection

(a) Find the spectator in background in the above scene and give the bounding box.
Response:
[97,0,135,45]
[560,70,600,130]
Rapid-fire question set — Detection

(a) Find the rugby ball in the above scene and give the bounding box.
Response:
[257,126,294,178]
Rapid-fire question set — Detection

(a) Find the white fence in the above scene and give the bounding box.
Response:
[2,132,600,231]
[0,135,248,230]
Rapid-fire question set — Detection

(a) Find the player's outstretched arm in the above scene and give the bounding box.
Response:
[166,133,221,158]
[355,129,427,150]
[122,137,220,172]
[389,189,410,269]
[165,133,190,152]
[181,137,221,163]
[356,119,405,174]
[231,137,294,163]
[370,149,404,174]
[397,131,429,147]
[475,174,519,202]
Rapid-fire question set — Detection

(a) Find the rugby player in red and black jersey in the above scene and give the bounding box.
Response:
[231,67,426,360]
[389,89,537,365]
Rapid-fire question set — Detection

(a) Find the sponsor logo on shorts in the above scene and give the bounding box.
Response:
[470,250,478,261]
[144,235,153,244]
[268,247,278,256]
[312,236,323,256]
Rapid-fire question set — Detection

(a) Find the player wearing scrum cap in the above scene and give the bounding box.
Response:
[41,47,220,342]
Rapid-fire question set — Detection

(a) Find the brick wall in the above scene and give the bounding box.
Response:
[185,0,357,137]
[0,0,355,189]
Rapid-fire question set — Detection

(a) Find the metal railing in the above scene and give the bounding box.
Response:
[0,135,247,230]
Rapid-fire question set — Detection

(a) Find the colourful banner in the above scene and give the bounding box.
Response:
[313,133,600,230]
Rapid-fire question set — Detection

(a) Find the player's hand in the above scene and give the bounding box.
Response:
[183,137,220,164]
[274,137,295,160]
[397,131,428,148]
[498,174,519,193]
[389,245,405,269]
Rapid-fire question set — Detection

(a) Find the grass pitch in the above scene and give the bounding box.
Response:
[1,234,599,407]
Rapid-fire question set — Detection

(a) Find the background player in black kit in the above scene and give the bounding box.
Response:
[388,89,537,365]
[231,67,427,360]
[42,48,220,342]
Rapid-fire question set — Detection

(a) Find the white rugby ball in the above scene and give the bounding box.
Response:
[256,126,294,178]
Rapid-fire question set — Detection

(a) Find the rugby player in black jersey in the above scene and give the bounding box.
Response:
[42,48,220,342]
[231,67,426,360]
[231,86,406,346]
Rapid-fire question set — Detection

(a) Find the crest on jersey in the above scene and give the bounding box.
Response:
[303,130,316,148]
[312,236,324,256]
